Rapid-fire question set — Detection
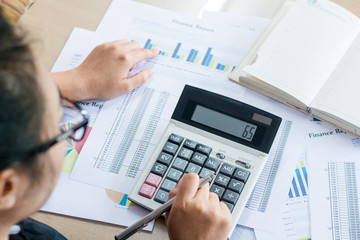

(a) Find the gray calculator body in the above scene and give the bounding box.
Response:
[129,85,281,237]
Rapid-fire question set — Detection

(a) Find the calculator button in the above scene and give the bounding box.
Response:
[199,168,215,178]
[196,144,212,156]
[191,152,207,166]
[220,163,236,176]
[178,147,194,160]
[167,168,183,182]
[154,189,169,204]
[214,174,231,188]
[172,158,188,171]
[183,139,198,150]
[204,158,221,171]
[233,168,250,183]
[160,179,177,192]
[235,160,251,169]
[216,152,225,159]
[151,162,168,177]
[157,152,173,166]
[228,179,244,194]
[222,189,239,205]
[139,183,156,199]
[221,201,234,212]
[168,134,184,145]
[185,163,202,174]
[163,142,179,155]
[145,173,162,188]
[210,184,225,198]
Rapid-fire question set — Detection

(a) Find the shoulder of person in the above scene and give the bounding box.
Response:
[9,218,67,240]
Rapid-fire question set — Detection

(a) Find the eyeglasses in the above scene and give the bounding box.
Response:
[26,98,90,157]
[0,98,89,172]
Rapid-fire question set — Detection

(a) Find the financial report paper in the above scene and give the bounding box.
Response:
[306,123,360,240]
[42,27,154,230]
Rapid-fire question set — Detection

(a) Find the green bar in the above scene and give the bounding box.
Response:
[209,59,215,68]
[152,44,157,49]
[165,53,169,56]
[300,161,305,168]
[224,65,230,72]
[194,57,200,64]
[180,55,185,60]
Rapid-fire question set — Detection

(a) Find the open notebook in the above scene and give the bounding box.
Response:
[230,0,360,137]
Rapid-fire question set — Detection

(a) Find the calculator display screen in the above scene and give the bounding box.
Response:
[191,105,257,142]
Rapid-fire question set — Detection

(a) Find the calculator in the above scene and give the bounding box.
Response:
[129,85,281,236]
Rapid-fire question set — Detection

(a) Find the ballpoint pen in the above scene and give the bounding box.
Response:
[114,173,216,240]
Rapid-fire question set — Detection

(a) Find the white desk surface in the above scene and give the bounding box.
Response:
[18,0,360,239]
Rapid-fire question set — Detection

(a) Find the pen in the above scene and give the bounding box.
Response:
[114,173,216,240]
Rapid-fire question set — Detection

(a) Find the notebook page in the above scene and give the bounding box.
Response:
[311,33,360,128]
[243,0,360,106]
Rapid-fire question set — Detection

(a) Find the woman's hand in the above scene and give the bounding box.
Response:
[165,173,232,240]
[52,40,158,100]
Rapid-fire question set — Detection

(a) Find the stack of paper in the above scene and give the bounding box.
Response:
[43,0,358,239]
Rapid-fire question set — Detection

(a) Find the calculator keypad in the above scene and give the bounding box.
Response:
[138,133,251,212]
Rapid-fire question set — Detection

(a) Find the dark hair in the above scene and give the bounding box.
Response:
[0,8,44,178]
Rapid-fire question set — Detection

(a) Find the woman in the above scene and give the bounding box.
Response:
[0,10,231,240]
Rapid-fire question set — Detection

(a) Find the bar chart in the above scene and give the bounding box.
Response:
[288,160,308,198]
[143,39,236,73]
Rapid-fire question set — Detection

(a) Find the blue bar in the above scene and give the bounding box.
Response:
[148,44,153,49]
[201,48,212,65]
[160,52,165,56]
[288,189,293,199]
[292,177,300,197]
[172,43,182,58]
[302,167,308,187]
[190,50,198,62]
[296,168,307,196]
[216,63,221,70]
[175,55,180,59]
[187,49,194,62]
[232,66,236,72]
[220,65,225,71]
[205,54,213,66]
[159,51,162,55]
[144,39,151,49]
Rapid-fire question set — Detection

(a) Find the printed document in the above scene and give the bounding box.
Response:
[306,122,360,240]
[42,28,154,230]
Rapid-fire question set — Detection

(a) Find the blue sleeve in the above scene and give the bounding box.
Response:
[9,217,67,240]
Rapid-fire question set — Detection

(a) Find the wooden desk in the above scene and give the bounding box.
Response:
[18,0,360,239]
